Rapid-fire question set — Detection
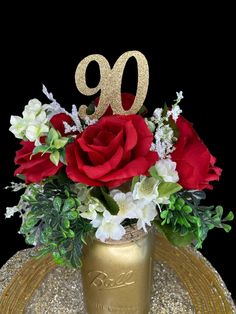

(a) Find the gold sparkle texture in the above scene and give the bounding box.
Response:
[75,51,149,120]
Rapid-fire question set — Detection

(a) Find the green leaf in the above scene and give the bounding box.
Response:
[16,174,26,181]
[215,206,223,218]
[148,166,159,179]
[156,222,195,247]
[67,229,75,238]
[101,187,119,215]
[62,198,75,212]
[32,145,49,155]
[53,196,62,212]
[162,103,168,117]
[53,138,68,149]
[59,148,67,164]
[65,211,78,220]
[131,176,139,191]
[63,219,70,229]
[138,105,147,116]
[50,151,60,166]
[86,102,96,115]
[160,210,168,219]
[158,182,182,198]
[168,118,179,139]
[182,205,192,214]
[224,211,234,221]
[222,223,232,233]
[47,128,59,145]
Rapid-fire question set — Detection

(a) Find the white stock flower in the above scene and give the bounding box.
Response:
[23,99,42,115]
[133,177,159,202]
[110,190,137,219]
[25,123,49,143]
[9,116,26,139]
[135,201,157,232]
[10,98,50,144]
[155,159,179,183]
[95,210,125,242]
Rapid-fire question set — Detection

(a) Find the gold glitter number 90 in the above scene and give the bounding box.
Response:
[75,51,149,119]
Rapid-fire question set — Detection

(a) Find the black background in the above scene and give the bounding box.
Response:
[0,15,235,300]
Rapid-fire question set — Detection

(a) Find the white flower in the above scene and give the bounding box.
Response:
[133,177,159,202]
[9,98,50,145]
[155,159,179,183]
[170,105,182,122]
[9,116,26,139]
[153,108,163,121]
[111,190,137,219]
[95,210,125,242]
[135,201,157,232]
[23,99,42,115]
[154,124,175,159]
[25,123,49,143]
[176,91,184,102]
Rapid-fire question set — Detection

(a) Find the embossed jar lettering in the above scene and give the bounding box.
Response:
[89,271,135,289]
[81,228,154,314]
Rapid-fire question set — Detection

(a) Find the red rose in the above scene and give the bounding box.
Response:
[50,113,76,136]
[66,115,158,188]
[95,93,142,116]
[14,140,63,184]
[171,116,222,190]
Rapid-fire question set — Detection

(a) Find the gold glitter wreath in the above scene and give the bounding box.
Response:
[0,234,235,313]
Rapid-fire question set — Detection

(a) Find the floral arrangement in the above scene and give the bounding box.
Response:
[6,86,233,267]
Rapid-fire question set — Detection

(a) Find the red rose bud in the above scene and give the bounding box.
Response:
[66,115,158,188]
[50,113,77,136]
[171,116,222,190]
[14,140,63,184]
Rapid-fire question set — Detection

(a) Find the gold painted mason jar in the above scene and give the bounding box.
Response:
[81,227,154,314]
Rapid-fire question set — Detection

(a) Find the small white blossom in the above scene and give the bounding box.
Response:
[154,124,175,159]
[153,108,163,121]
[23,99,42,116]
[25,123,49,143]
[170,105,182,122]
[133,177,159,202]
[95,210,125,242]
[135,201,157,232]
[10,98,50,145]
[9,116,26,139]
[155,159,179,183]
[176,91,184,102]
[110,190,137,219]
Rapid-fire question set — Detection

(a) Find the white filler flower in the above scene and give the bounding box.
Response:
[111,190,137,219]
[95,210,125,242]
[135,201,157,232]
[133,177,159,202]
[155,159,179,183]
